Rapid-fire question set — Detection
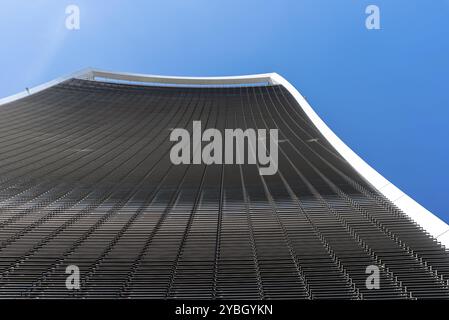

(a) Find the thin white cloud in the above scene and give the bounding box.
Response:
[25,7,72,83]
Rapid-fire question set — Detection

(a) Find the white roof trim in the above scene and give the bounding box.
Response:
[1,68,448,247]
[0,68,94,106]
[90,69,275,85]
[0,68,274,106]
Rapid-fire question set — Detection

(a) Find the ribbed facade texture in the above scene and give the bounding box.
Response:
[0,79,448,299]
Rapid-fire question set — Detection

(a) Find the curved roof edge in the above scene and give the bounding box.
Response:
[271,73,449,248]
[1,68,448,247]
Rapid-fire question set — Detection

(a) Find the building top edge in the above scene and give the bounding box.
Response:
[1,68,447,247]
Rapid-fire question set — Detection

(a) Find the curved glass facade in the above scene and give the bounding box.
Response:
[0,79,448,299]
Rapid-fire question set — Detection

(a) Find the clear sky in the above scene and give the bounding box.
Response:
[0,0,448,222]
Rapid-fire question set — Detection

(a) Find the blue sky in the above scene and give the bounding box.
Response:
[0,0,448,222]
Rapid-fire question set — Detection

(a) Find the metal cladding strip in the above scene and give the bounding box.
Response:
[1,68,447,247]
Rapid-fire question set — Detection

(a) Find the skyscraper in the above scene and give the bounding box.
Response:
[0,69,448,299]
